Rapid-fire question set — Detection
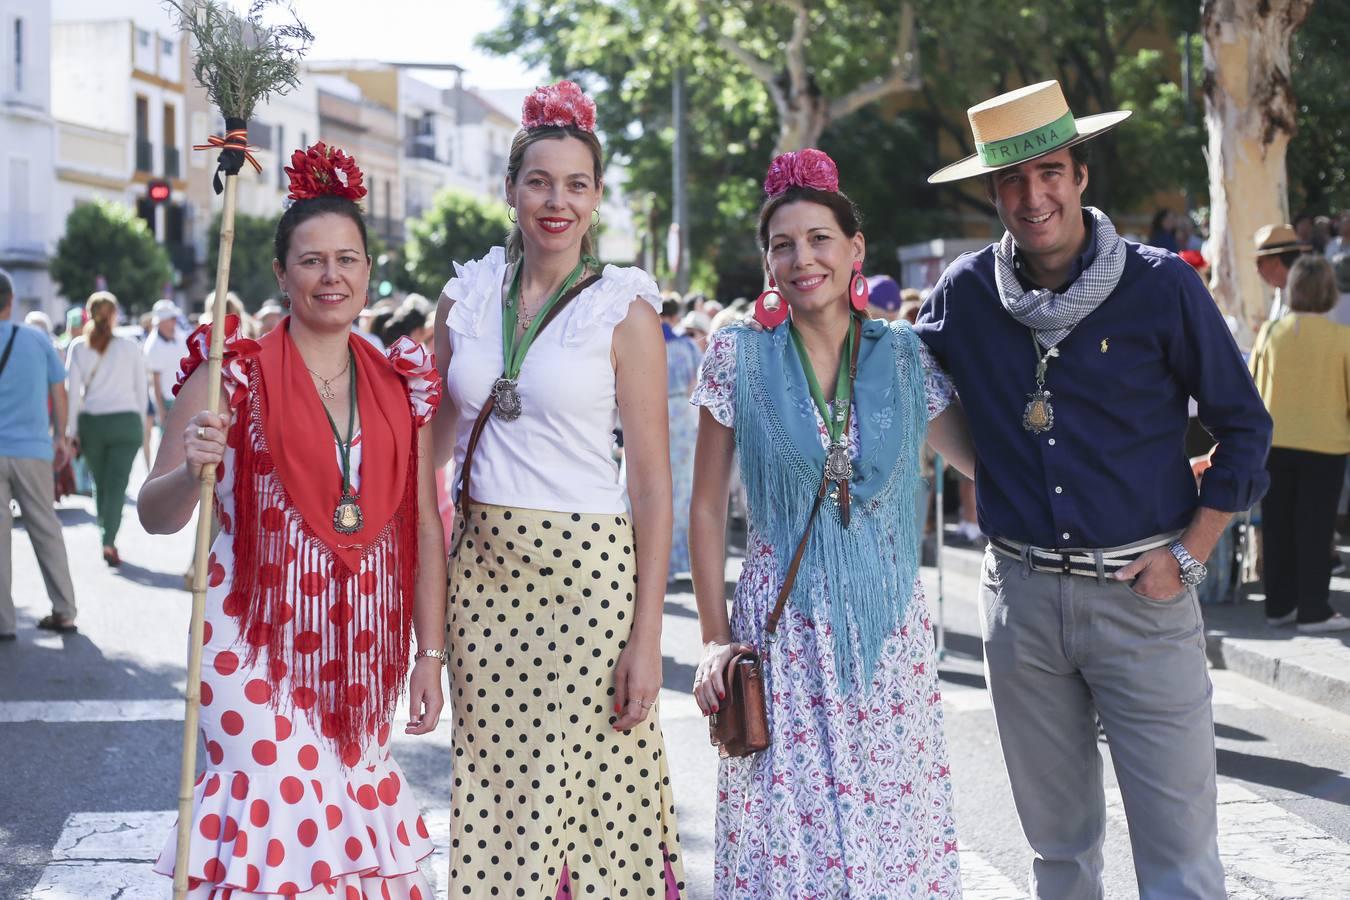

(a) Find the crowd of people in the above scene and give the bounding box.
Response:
[0,73,1344,900]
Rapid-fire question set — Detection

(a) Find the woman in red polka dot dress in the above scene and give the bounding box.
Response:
[139,142,447,899]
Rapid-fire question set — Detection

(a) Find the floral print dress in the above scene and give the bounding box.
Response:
[691,327,963,898]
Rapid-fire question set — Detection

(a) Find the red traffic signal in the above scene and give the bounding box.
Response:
[147,179,172,204]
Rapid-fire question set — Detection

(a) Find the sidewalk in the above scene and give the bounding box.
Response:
[937,541,1350,718]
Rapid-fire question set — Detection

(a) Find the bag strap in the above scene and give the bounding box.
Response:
[457,272,603,517]
[0,326,18,381]
[764,313,865,640]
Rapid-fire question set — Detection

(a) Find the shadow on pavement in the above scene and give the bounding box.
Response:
[1214,722,1264,742]
[1217,747,1350,806]
[114,561,187,591]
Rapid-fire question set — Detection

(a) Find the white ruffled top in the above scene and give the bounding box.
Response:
[441,247,661,514]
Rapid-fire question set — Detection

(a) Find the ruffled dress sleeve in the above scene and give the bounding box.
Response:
[560,264,661,347]
[917,341,955,422]
[690,327,739,428]
[441,247,507,341]
[172,314,260,410]
[385,337,442,427]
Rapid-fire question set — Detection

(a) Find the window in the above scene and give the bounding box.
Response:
[162,37,173,56]
[137,28,150,47]
[13,18,22,94]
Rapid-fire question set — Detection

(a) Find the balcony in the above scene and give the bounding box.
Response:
[405,141,438,162]
[135,139,154,173]
[164,146,181,179]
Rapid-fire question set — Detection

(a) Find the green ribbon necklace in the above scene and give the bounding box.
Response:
[491,256,594,420]
[790,317,858,486]
[320,348,363,534]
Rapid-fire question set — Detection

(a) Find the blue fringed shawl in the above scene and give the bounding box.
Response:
[734,319,928,691]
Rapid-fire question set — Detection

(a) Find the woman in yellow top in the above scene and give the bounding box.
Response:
[1250,255,1350,632]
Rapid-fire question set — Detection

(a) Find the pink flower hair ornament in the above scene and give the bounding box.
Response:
[763,148,840,197]
[521,80,597,133]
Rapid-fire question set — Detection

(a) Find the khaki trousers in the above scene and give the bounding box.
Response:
[0,455,77,634]
[979,547,1224,900]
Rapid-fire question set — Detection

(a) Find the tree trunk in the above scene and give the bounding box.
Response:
[1202,0,1313,346]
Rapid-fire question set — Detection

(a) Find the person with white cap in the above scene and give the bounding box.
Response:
[143,298,188,436]
[916,80,1272,899]
[254,298,284,335]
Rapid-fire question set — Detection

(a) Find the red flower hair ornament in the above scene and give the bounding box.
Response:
[284,141,367,202]
[521,80,597,133]
[763,148,840,197]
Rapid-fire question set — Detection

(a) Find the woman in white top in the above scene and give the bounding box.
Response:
[66,291,146,566]
[430,81,686,898]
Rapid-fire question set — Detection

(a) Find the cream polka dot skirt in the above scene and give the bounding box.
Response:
[447,504,685,899]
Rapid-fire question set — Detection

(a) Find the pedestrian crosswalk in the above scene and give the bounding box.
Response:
[29,777,1350,899]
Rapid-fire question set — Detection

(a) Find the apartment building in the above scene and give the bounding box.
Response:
[0,0,57,316]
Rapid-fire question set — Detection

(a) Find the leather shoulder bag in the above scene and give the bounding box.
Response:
[710,316,862,758]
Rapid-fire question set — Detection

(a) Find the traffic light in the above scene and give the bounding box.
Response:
[147,179,171,204]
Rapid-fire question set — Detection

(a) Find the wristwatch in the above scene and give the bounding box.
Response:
[414,648,448,665]
[1169,541,1208,586]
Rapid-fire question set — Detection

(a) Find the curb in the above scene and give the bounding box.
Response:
[937,541,1350,718]
[1205,631,1350,719]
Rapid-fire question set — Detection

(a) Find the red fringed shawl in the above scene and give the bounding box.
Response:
[176,316,441,757]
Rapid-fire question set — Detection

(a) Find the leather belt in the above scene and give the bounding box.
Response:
[989,533,1178,579]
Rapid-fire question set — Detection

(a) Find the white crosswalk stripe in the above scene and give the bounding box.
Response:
[32,780,1350,900]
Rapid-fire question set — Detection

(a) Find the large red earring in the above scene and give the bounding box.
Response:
[754,276,788,329]
[849,261,869,312]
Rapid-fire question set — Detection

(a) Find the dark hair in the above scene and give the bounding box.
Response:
[0,268,11,313]
[1150,208,1173,234]
[274,195,369,266]
[757,186,862,252]
[505,126,604,263]
[660,298,681,319]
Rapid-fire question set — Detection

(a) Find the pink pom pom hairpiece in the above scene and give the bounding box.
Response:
[521,80,597,133]
[763,148,840,197]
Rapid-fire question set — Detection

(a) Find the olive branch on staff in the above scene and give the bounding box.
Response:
[160,3,311,897]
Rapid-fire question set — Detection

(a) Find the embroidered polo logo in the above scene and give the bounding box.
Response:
[1100,339,1109,353]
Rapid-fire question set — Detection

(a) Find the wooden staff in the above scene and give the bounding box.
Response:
[173,170,239,900]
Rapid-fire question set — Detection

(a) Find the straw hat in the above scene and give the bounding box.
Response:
[1253,223,1311,257]
[928,81,1131,184]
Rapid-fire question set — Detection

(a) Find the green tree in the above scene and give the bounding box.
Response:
[50,200,173,314]
[1288,0,1350,213]
[400,189,511,299]
[478,0,1243,290]
[206,211,282,311]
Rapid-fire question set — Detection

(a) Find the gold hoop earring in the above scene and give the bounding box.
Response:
[508,207,518,224]
[590,209,601,228]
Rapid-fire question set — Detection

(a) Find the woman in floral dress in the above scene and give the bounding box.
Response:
[689,149,975,897]
[140,143,447,899]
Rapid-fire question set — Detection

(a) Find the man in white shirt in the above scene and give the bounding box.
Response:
[143,299,188,429]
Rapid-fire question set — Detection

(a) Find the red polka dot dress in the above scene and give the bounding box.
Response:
[154,326,441,899]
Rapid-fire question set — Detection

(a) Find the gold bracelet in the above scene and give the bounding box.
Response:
[414,648,448,665]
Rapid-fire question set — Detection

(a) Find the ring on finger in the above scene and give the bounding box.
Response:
[639,699,653,709]
[196,426,207,439]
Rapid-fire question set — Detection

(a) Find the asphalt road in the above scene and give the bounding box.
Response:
[3,457,1350,899]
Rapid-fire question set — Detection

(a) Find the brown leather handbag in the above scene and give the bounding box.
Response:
[709,317,860,759]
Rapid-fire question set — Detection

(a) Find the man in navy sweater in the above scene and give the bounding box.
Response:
[916,82,1272,899]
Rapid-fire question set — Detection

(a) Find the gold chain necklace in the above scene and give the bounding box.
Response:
[305,354,351,402]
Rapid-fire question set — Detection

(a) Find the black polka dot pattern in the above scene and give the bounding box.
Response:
[446,503,686,898]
